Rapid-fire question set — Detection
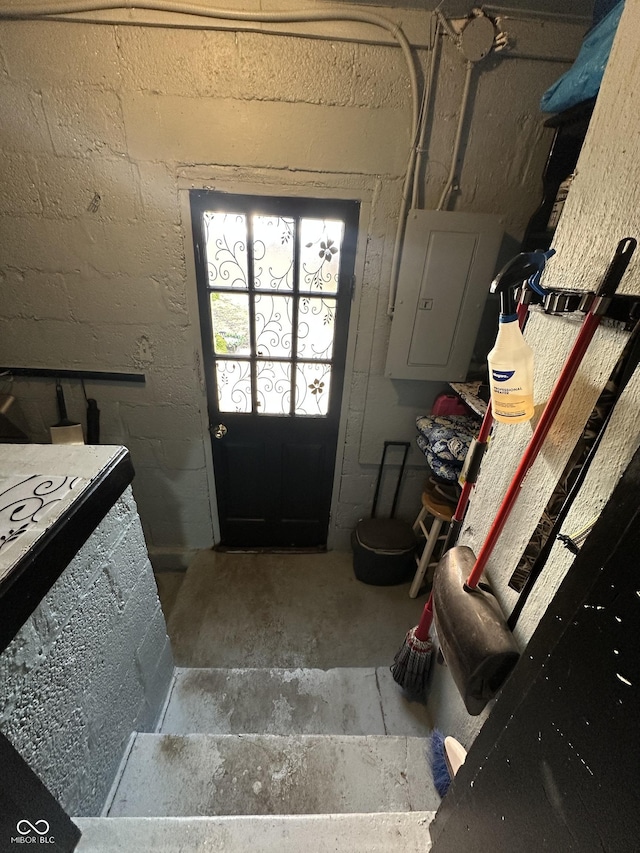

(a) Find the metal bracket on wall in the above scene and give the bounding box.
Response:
[0,368,146,383]
[542,291,640,329]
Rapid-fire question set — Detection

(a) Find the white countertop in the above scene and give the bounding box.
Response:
[0,445,126,583]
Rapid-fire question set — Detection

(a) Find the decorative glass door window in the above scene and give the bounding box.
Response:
[191,191,359,548]
[203,211,346,416]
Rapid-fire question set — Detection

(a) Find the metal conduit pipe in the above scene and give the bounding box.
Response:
[434,5,460,46]
[384,17,441,316]
[411,17,440,211]
[386,125,421,317]
[437,59,473,211]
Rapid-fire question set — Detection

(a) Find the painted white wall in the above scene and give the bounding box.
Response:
[0,5,587,563]
[431,0,640,746]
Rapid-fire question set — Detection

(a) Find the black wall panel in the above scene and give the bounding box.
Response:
[431,445,640,853]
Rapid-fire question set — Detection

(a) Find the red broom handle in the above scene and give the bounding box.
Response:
[414,594,434,641]
[466,238,636,590]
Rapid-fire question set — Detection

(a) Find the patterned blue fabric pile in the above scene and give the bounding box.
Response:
[416,415,479,482]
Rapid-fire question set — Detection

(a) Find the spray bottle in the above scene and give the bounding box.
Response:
[487,251,553,424]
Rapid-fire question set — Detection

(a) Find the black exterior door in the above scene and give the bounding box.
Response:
[191,192,359,548]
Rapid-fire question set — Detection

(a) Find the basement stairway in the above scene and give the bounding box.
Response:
[73,665,439,851]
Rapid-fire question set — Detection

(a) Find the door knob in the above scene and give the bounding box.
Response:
[212,423,228,439]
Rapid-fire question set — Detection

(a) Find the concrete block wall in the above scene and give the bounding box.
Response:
[0,487,174,816]
[0,5,587,561]
[428,2,640,749]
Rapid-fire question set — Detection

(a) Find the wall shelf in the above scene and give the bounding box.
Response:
[0,367,146,383]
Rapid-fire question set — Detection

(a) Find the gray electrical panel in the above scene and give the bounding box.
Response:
[385,209,503,381]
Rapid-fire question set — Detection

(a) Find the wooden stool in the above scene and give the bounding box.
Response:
[409,489,454,598]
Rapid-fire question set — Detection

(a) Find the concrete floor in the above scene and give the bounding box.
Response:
[75,813,434,852]
[107,731,438,818]
[159,666,431,736]
[82,549,438,849]
[165,550,429,669]
[155,570,186,621]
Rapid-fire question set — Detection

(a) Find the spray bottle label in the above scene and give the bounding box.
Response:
[488,317,534,423]
[491,369,515,382]
[489,366,533,420]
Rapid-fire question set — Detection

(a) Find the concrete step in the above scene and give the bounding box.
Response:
[107,733,439,817]
[159,667,431,737]
[74,813,435,852]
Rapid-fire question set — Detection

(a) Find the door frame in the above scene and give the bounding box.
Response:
[180,168,373,548]
[190,190,360,548]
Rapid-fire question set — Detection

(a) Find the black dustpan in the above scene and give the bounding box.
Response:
[432,546,519,715]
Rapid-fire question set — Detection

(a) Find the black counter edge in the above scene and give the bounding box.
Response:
[0,448,135,656]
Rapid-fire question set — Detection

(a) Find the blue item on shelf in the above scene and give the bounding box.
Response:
[416,435,461,482]
[540,1,624,114]
[415,415,479,483]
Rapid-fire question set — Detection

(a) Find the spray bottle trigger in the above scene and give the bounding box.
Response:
[526,248,556,296]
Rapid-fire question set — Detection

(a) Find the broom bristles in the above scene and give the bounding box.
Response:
[428,729,452,797]
[390,626,433,695]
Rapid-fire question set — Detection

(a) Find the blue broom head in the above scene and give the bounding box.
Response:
[429,729,452,798]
